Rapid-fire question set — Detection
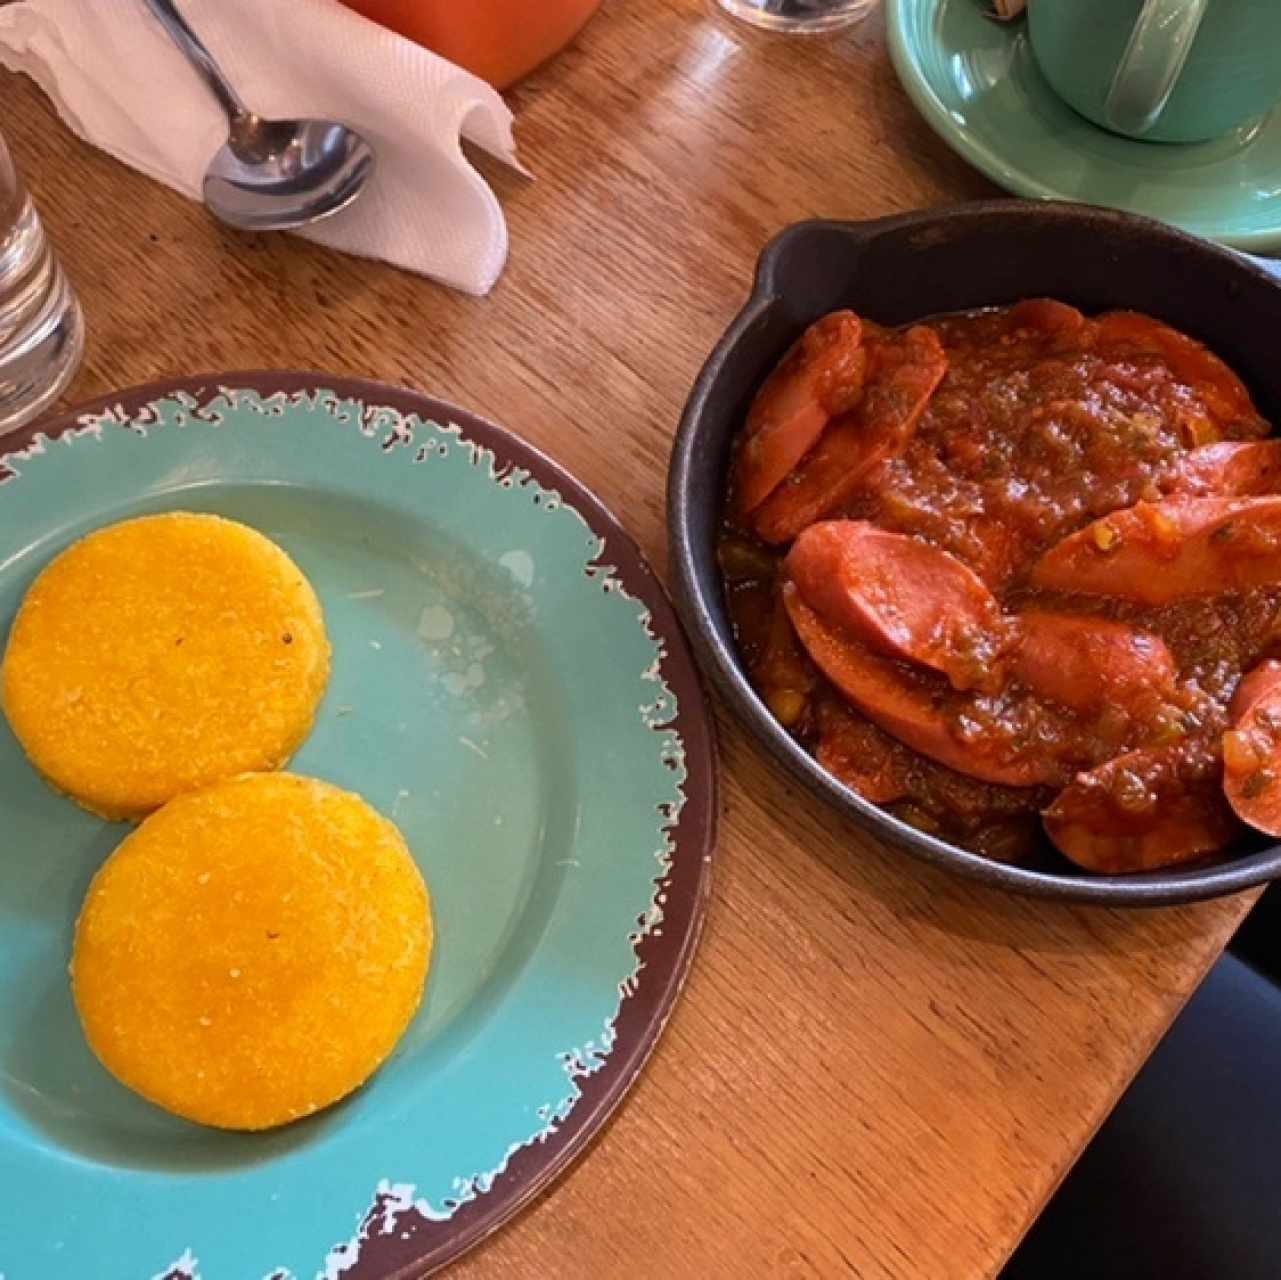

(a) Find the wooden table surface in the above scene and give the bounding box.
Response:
[3,3,1260,1276]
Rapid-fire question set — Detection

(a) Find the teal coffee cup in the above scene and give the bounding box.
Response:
[1027,0,1281,143]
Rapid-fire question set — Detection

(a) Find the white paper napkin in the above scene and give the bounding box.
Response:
[0,0,523,295]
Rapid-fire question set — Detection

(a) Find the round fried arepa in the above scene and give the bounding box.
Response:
[1,512,330,820]
[72,773,433,1130]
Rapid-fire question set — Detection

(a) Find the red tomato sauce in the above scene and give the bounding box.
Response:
[721,302,1276,869]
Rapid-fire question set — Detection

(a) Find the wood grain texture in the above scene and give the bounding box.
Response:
[1,2,1258,1276]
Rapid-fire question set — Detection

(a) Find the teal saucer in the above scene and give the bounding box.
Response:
[886,0,1281,255]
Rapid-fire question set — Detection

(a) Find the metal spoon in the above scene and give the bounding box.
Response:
[143,0,375,232]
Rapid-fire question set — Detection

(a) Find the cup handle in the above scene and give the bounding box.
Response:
[1104,0,1210,136]
[1248,253,1281,284]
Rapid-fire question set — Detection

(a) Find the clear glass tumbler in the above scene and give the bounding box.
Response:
[714,0,877,32]
[0,128,84,437]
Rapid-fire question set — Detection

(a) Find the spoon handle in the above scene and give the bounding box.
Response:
[142,0,248,124]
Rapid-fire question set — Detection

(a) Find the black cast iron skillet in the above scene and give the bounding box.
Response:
[669,199,1281,906]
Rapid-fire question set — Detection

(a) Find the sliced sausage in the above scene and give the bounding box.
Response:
[1044,742,1238,873]
[816,698,1045,856]
[783,583,1053,787]
[1030,497,1281,605]
[1229,659,1281,723]
[786,521,1008,691]
[1095,310,1266,436]
[1009,298,1088,345]
[1165,440,1281,498]
[1223,663,1281,837]
[732,311,866,518]
[753,325,947,544]
[1010,611,1176,716]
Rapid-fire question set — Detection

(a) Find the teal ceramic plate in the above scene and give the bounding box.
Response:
[886,0,1281,254]
[0,375,717,1278]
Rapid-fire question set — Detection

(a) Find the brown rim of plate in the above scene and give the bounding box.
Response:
[1,371,719,1279]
